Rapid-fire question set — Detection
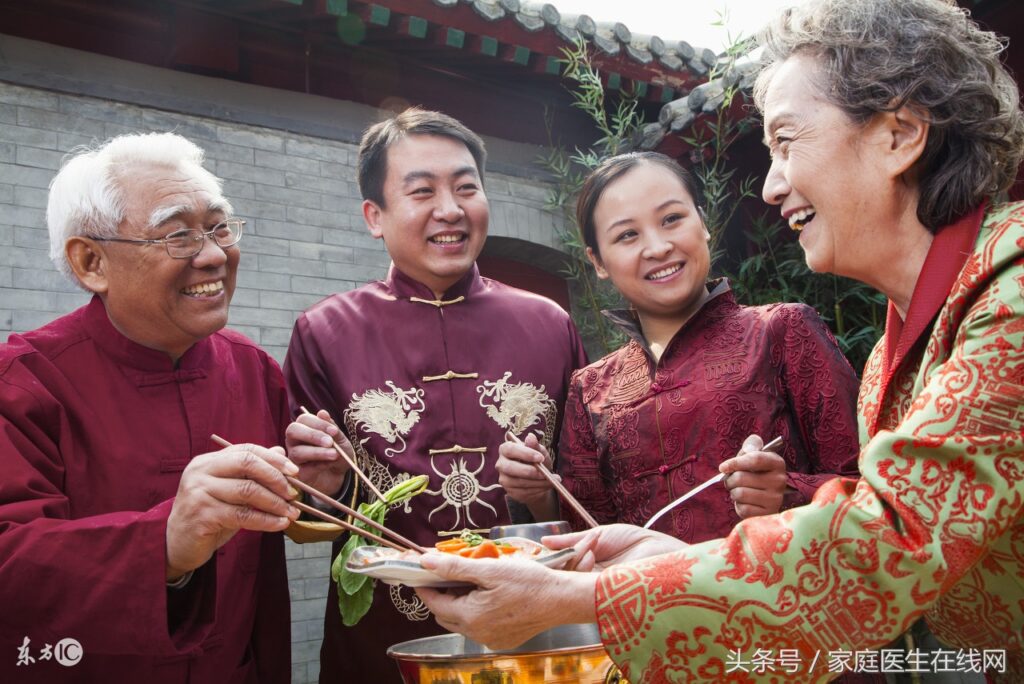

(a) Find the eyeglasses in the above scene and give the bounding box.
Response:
[88,218,245,259]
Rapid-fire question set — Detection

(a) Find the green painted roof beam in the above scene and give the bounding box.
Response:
[407,16,427,38]
[479,35,498,56]
[368,4,390,26]
[446,27,465,48]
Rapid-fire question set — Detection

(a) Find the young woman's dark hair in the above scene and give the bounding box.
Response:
[576,152,703,258]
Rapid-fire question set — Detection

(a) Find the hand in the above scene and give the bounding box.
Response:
[496,434,556,511]
[720,434,789,518]
[542,524,685,572]
[166,444,300,580]
[285,409,351,497]
[416,554,598,650]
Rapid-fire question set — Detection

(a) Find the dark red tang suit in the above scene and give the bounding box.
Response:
[284,264,587,682]
[0,296,291,683]
[559,280,862,542]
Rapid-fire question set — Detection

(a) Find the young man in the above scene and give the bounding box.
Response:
[283,109,587,680]
[0,132,344,681]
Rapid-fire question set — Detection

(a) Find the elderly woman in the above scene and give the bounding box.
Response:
[416,0,1024,681]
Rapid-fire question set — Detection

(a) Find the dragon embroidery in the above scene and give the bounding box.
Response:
[345,381,424,457]
[477,371,556,443]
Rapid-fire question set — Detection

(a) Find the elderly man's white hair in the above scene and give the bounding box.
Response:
[46,132,231,285]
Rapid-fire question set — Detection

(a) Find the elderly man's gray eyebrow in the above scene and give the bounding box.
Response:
[148,198,231,229]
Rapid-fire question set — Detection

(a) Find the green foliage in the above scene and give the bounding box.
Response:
[541,28,885,370]
[536,36,642,355]
[727,217,886,369]
[331,474,428,626]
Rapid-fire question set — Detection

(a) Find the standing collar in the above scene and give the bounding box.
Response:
[384,263,483,302]
[81,294,212,374]
[603,278,733,359]
[882,203,985,376]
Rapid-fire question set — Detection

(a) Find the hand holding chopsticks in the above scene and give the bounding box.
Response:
[210,435,426,554]
[644,435,785,529]
[504,431,599,529]
[298,406,386,502]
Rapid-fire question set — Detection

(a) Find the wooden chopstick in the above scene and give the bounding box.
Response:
[299,406,386,502]
[289,500,409,553]
[505,431,599,529]
[209,434,427,554]
[285,472,429,554]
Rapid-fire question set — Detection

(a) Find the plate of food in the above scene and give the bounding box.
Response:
[345,533,576,588]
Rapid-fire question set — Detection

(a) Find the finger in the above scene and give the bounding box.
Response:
[541,529,593,549]
[525,436,552,462]
[562,531,599,571]
[287,444,342,465]
[415,586,452,613]
[724,470,787,492]
[735,502,773,519]
[207,445,299,498]
[720,451,786,474]
[741,434,764,453]
[728,486,782,511]
[574,550,596,572]
[223,502,297,531]
[315,409,342,435]
[498,442,546,466]
[287,420,336,449]
[183,491,296,532]
[419,552,503,586]
[204,475,300,519]
[497,458,550,481]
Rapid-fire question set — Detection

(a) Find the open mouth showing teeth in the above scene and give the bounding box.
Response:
[646,264,682,280]
[788,208,816,232]
[182,281,224,297]
[429,234,467,244]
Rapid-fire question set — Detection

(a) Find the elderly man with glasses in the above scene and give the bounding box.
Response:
[0,132,342,682]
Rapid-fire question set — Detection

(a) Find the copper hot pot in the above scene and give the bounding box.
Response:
[387,623,626,683]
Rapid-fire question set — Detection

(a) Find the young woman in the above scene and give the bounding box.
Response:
[498,152,862,542]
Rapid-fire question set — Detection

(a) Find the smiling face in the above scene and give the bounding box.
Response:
[90,162,238,360]
[588,162,711,325]
[363,134,488,296]
[761,54,902,278]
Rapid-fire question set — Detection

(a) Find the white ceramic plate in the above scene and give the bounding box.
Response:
[345,537,576,588]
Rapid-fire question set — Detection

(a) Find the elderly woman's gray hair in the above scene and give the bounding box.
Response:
[753,0,1024,232]
[46,132,230,285]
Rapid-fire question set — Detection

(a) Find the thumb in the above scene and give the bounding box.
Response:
[541,530,590,549]
[741,434,764,454]
[419,552,489,584]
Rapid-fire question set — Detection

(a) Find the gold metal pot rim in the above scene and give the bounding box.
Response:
[387,624,607,662]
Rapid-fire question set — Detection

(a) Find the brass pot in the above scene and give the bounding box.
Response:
[387,623,626,684]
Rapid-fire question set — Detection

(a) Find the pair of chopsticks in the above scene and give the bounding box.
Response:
[209,434,427,554]
[504,431,599,529]
[642,436,784,529]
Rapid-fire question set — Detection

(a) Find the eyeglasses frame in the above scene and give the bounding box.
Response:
[86,218,245,259]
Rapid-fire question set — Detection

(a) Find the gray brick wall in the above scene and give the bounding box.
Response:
[0,76,567,683]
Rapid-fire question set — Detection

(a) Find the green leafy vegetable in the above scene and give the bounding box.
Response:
[331,474,429,626]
